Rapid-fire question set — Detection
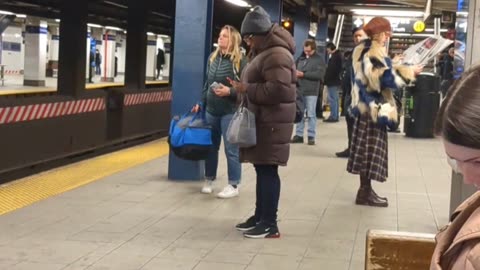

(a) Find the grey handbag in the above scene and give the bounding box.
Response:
[226,94,256,148]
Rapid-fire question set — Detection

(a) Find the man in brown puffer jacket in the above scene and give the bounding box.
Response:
[230,5,296,239]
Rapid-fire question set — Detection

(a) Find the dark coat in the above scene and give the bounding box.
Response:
[239,24,296,166]
[296,53,325,96]
[324,50,343,86]
[157,49,165,68]
[341,51,353,113]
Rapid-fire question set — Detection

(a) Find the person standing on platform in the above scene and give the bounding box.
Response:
[95,49,102,76]
[291,39,326,146]
[192,25,247,199]
[88,50,95,83]
[336,27,367,158]
[323,42,343,122]
[348,17,422,207]
[157,48,165,80]
[430,65,480,270]
[230,6,296,238]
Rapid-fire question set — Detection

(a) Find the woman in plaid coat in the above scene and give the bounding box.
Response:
[348,17,421,207]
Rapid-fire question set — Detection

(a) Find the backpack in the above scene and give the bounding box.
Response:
[168,111,213,161]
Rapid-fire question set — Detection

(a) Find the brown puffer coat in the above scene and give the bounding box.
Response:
[239,24,296,166]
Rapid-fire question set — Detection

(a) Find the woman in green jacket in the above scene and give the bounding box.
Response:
[193,25,247,199]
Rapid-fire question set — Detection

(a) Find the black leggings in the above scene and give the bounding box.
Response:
[254,164,281,225]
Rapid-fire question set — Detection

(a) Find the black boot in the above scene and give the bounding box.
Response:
[335,149,350,158]
[291,136,304,144]
[355,187,388,207]
[370,188,388,201]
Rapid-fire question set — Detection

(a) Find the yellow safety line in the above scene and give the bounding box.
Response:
[0,139,170,216]
[0,80,169,95]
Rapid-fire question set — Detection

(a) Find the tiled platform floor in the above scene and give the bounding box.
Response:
[0,120,451,270]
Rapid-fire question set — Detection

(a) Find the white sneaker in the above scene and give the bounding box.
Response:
[217,185,239,199]
[201,180,214,194]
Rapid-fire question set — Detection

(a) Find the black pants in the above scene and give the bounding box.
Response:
[346,114,355,150]
[316,87,323,118]
[254,164,281,225]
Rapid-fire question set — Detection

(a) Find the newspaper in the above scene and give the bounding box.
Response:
[401,35,454,66]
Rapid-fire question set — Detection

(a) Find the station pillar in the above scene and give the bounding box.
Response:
[101,30,116,82]
[57,0,88,96]
[168,0,214,180]
[23,17,48,87]
[146,34,157,81]
[293,0,311,59]
[124,0,148,91]
[47,26,59,78]
[260,0,283,24]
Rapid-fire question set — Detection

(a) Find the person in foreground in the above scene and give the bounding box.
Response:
[229,6,296,239]
[430,65,480,270]
[348,17,421,207]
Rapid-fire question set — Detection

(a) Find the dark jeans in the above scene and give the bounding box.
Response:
[254,164,281,225]
[346,113,355,150]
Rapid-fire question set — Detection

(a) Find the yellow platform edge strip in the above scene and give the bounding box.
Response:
[0,81,169,95]
[0,139,170,216]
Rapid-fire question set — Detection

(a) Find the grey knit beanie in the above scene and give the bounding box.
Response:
[240,6,272,36]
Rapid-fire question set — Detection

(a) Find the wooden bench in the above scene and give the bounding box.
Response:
[365,229,436,270]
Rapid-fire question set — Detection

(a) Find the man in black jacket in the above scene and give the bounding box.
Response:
[324,42,343,122]
[336,28,367,158]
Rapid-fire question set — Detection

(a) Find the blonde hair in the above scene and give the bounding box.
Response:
[210,25,243,71]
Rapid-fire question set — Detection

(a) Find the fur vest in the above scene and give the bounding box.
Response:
[350,39,416,128]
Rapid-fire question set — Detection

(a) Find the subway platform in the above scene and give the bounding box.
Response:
[0,119,450,270]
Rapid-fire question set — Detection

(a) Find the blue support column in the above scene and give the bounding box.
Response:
[168,0,214,180]
[261,0,283,24]
[293,1,311,59]
[315,18,328,62]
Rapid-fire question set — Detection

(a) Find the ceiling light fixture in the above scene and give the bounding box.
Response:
[225,0,251,8]
[351,9,424,17]
[87,23,103,28]
[0,10,14,15]
[105,26,123,31]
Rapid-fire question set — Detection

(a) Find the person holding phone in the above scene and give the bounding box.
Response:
[192,25,247,199]
[230,6,296,238]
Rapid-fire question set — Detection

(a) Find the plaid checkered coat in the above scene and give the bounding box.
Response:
[347,39,415,182]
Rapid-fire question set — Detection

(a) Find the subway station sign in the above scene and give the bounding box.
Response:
[353,16,425,33]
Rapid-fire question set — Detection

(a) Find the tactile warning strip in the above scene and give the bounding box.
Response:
[0,139,169,216]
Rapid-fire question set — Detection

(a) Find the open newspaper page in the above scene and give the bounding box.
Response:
[402,36,454,66]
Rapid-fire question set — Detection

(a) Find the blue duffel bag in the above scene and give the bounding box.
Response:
[168,110,213,161]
